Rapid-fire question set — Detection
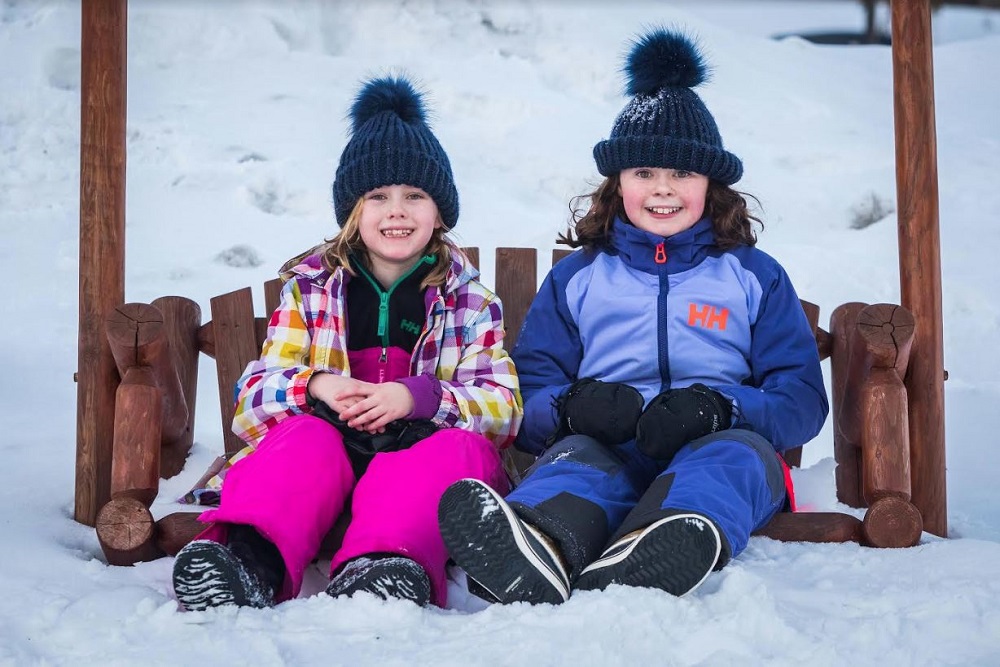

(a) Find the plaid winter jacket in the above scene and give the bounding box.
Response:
[197,247,522,490]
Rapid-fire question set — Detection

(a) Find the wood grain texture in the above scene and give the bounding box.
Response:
[892,0,948,537]
[862,495,923,548]
[76,0,128,527]
[96,497,164,566]
[210,288,259,456]
[151,296,202,478]
[105,303,188,444]
[110,367,162,507]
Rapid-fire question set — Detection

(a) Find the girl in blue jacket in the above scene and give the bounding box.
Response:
[437,28,829,604]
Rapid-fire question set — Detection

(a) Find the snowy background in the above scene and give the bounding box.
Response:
[2,0,1000,664]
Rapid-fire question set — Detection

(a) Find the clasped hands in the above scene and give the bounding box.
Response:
[307,372,414,434]
[556,378,733,462]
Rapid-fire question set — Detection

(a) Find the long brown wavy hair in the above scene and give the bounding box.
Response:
[321,196,456,288]
[559,174,762,250]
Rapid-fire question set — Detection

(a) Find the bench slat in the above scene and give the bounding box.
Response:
[210,287,259,456]
[494,247,537,352]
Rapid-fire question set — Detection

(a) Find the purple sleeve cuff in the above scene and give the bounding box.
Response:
[397,374,443,420]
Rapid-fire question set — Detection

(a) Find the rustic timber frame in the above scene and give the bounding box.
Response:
[95,246,925,566]
[77,0,949,561]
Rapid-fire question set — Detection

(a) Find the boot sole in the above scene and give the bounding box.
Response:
[326,557,431,606]
[173,540,271,610]
[574,514,721,596]
[438,479,569,605]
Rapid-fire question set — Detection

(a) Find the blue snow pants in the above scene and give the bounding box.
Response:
[506,429,788,577]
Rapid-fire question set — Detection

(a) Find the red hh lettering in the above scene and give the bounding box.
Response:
[687,303,729,331]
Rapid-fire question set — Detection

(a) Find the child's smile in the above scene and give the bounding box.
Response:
[619,167,709,238]
[359,184,441,284]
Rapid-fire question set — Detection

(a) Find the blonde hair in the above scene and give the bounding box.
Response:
[322,197,455,288]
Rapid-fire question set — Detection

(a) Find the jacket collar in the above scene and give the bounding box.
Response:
[610,216,716,274]
[278,242,478,298]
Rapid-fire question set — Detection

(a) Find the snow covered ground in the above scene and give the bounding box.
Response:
[1,1,999,664]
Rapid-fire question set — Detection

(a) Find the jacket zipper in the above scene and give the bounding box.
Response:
[354,255,435,363]
[656,242,671,389]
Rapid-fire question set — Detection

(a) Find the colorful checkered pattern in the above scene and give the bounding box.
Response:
[201,248,522,492]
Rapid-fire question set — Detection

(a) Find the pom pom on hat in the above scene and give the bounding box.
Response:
[625,29,709,95]
[594,27,742,185]
[333,75,459,229]
[348,76,427,130]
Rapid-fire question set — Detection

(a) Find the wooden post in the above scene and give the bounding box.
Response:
[96,496,164,566]
[105,303,189,444]
[856,304,915,504]
[77,0,128,526]
[891,0,947,537]
[110,367,162,506]
[862,496,923,548]
[152,296,202,478]
[830,302,868,508]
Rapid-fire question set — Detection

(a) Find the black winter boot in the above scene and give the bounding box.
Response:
[326,554,431,606]
[172,524,285,611]
[574,513,722,597]
[173,540,276,610]
[438,479,571,605]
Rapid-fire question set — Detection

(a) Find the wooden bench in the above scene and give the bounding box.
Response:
[94,247,923,566]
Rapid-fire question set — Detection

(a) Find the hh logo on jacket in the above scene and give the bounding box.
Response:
[688,303,729,331]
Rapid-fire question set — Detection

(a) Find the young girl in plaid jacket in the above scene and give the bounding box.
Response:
[172,75,521,611]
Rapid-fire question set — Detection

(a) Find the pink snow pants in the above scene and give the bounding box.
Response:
[196,414,509,606]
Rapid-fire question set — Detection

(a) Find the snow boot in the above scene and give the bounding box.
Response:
[573,513,722,597]
[437,478,570,605]
[325,554,431,606]
[172,540,276,610]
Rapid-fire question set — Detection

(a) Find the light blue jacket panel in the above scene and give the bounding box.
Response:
[512,217,828,455]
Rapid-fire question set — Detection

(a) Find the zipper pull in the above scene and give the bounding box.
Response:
[654,242,667,264]
[377,293,388,337]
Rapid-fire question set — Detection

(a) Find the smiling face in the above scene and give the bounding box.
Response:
[358,184,442,285]
[619,167,710,238]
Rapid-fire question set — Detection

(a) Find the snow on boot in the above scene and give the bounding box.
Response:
[574,513,721,597]
[172,540,275,611]
[326,555,431,606]
[438,478,570,605]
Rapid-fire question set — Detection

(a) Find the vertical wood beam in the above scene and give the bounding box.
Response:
[891,0,947,536]
[77,0,128,526]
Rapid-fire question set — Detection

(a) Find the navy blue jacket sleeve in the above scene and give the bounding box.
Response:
[510,265,584,455]
[714,265,829,452]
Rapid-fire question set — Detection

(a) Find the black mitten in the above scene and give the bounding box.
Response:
[635,383,732,463]
[396,419,440,449]
[555,378,644,445]
[311,400,398,454]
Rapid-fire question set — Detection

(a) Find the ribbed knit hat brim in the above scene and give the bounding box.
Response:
[594,134,743,184]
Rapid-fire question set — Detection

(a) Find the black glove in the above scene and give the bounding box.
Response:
[554,378,644,445]
[311,400,437,455]
[635,383,732,463]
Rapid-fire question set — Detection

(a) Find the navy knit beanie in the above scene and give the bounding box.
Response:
[594,29,742,185]
[333,76,459,229]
